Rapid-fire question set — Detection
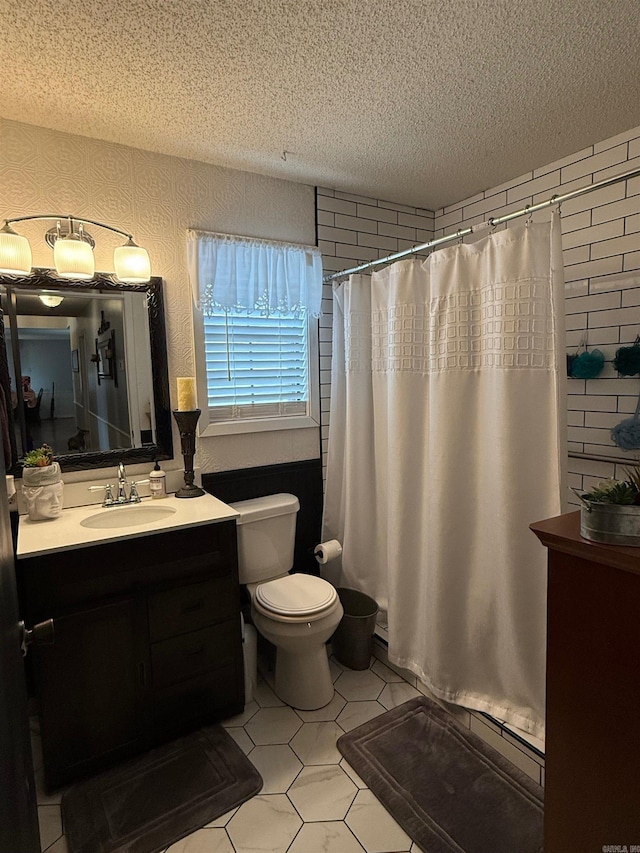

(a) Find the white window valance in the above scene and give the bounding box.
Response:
[188,230,323,318]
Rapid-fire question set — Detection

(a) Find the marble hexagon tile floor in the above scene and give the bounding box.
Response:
[204,655,425,853]
[34,643,546,853]
[34,653,426,853]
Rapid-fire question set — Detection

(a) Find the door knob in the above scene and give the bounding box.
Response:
[20,619,55,656]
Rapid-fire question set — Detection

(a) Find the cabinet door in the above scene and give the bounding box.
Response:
[34,596,148,790]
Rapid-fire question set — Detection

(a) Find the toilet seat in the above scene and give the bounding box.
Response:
[253,574,338,623]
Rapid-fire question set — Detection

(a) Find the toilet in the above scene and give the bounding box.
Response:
[231,493,343,710]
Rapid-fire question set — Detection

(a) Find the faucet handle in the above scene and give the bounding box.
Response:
[88,483,115,505]
[128,479,150,502]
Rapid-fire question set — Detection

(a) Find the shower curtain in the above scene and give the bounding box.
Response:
[323,215,566,737]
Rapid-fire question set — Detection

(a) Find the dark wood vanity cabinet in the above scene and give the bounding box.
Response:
[18,520,244,790]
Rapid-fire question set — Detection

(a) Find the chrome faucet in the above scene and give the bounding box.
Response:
[88,462,149,506]
[117,462,128,502]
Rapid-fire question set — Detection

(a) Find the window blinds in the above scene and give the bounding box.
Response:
[203,309,309,421]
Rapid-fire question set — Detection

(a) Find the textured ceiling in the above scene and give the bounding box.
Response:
[2,0,640,210]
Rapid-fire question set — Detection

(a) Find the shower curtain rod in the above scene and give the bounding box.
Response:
[323,164,640,283]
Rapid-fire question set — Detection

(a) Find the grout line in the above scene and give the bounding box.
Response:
[474,711,545,762]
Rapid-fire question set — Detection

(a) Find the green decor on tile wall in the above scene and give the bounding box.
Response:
[569,348,605,379]
[613,336,640,376]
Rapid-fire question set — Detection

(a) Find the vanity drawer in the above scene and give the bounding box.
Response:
[151,623,237,688]
[153,663,242,728]
[147,577,237,641]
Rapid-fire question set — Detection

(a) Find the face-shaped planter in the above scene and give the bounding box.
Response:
[22,462,64,521]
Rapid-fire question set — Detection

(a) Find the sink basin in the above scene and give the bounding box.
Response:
[80,504,177,530]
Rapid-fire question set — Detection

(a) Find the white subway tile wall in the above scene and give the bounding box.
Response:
[431,125,640,502]
[317,123,640,499]
[316,190,435,478]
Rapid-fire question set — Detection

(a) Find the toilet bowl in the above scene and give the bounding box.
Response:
[231,494,343,710]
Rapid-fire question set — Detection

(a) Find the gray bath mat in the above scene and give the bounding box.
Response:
[62,727,263,853]
[337,696,543,853]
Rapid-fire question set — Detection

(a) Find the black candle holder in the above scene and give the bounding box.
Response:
[172,409,205,498]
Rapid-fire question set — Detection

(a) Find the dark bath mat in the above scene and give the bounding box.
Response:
[337,696,543,853]
[62,727,263,853]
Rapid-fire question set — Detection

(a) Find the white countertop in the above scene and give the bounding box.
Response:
[17,492,239,558]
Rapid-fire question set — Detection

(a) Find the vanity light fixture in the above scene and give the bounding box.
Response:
[38,294,65,308]
[0,215,151,283]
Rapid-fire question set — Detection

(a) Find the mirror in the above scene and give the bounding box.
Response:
[0,269,172,473]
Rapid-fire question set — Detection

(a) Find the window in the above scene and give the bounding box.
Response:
[203,307,312,422]
[188,231,322,435]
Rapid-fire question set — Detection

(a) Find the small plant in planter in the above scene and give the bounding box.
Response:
[23,444,55,468]
[580,467,640,505]
[22,445,64,521]
[577,466,640,545]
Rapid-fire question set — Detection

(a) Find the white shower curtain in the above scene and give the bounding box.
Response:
[323,215,566,738]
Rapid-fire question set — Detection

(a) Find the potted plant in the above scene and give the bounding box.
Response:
[23,443,55,469]
[575,467,640,545]
[22,444,64,521]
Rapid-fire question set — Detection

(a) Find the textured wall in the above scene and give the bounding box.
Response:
[0,119,319,477]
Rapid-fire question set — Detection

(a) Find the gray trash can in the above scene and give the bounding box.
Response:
[332,588,379,670]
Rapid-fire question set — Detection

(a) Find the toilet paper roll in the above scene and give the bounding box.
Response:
[314,539,343,564]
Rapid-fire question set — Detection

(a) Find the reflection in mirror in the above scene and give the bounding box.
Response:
[0,270,172,473]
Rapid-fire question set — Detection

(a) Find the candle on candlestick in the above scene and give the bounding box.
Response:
[176,377,197,411]
[172,409,205,498]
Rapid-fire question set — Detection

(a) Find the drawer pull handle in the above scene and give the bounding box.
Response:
[181,600,205,613]
[184,646,205,657]
[139,662,147,686]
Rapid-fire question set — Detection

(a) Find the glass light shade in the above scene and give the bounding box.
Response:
[39,294,65,308]
[0,224,32,275]
[54,234,95,279]
[114,239,151,283]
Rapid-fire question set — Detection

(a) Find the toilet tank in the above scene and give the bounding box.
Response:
[230,493,300,585]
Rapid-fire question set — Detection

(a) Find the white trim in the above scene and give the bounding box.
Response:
[200,413,320,437]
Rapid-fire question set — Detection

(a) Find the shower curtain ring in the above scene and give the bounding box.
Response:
[524,204,533,226]
[551,193,561,214]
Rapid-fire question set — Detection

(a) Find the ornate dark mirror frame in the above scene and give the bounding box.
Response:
[0,268,173,473]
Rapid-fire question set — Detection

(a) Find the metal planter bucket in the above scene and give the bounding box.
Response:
[580,502,640,546]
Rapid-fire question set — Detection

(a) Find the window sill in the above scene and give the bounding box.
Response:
[199,413,320,437]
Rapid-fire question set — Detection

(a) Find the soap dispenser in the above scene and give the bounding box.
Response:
[149,461,167,498]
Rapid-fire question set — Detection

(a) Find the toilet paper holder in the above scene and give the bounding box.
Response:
[314,539,343,564]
